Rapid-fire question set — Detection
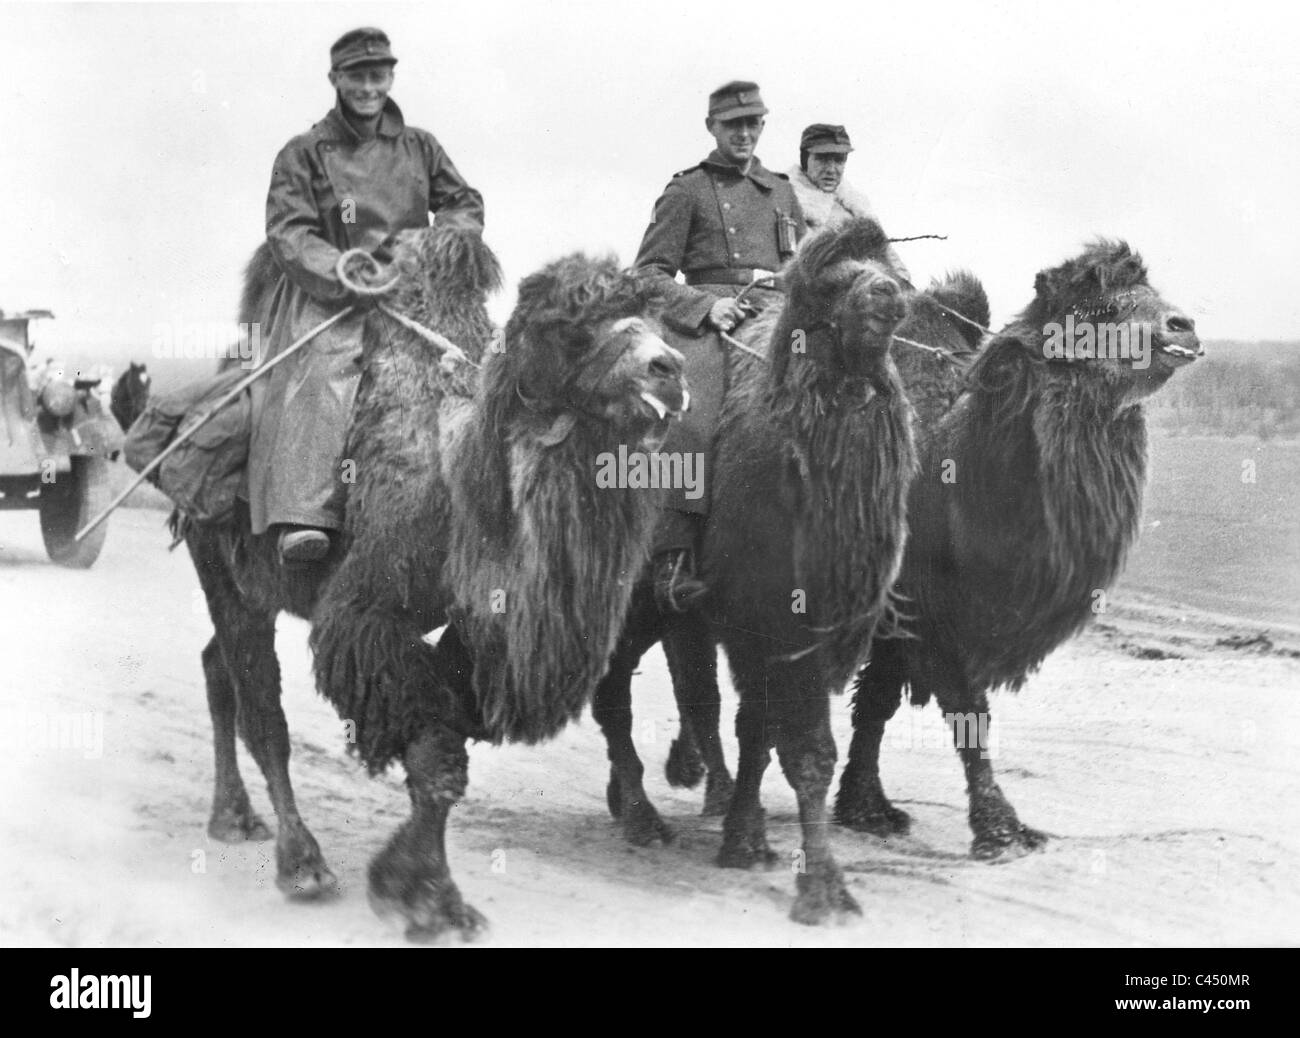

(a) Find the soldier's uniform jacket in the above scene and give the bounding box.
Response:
[248,98,483,536]
[632,151,804,522]
[634,150,806,332]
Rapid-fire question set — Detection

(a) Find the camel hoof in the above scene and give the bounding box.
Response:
[278,863,340,901]
[971,825,1049,862]
[275,827,335,900]
[701,773,735,817]
[665,737,706,789]
[207,806,273,843]
[620,800,676,847]
[834,801,912,837]
[404,902,488,945]
[606,774,623,819]
[716,839,778,871]
[369,880,487,944]
[790,865,862,926]
[625,818,676,848]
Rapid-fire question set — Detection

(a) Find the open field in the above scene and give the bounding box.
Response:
[1119,435,1300,630]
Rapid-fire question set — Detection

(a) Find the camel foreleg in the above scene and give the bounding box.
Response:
[662,611,734,815]
[367,721,485,943]
[359,621,485,942]
[938,685,1048,860]
[716,681,777,870]
[591,589,675,846]
[834,638,912,836]
[775,693,861,925]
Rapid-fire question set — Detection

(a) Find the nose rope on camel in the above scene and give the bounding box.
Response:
[721,239,992,366]
[900,301,991,366]
[884,232,991,354]
[335,247,477,371]
[720,267,984,367]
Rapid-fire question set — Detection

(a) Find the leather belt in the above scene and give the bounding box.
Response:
[684,268,780,288]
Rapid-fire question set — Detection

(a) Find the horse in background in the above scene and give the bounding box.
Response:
[111,361,151,431]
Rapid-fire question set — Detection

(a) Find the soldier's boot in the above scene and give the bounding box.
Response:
[652,510,708,614]
[653,548,708,614]
[279,526,330,563]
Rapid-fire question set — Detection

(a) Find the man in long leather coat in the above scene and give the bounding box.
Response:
[248,27,484,561]
[633,80,805,610]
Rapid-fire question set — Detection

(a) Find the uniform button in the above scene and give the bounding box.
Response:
[729,227,737,233]
[733,252,741,259]
[723,202,732,210]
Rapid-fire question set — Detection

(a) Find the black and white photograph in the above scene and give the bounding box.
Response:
[1,0,1297,959]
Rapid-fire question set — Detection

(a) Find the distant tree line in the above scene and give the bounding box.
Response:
[1144,341,1300,441]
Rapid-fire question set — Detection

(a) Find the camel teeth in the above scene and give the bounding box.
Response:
[1161,344,1196,358]
[640,391,669,420]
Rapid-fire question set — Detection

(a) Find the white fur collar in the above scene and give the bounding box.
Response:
[787,165,879,230]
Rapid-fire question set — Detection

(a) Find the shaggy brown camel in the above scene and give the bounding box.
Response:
[833,240,1202,859]
[628,263,989,819]
[591,217,915,924]
[308,246,687,941]
[184,226,503,898]
[187,225,686,931]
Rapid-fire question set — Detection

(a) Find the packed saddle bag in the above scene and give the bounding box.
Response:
[123,367,251,523]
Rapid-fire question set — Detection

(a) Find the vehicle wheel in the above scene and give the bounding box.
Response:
[39,456,111,568]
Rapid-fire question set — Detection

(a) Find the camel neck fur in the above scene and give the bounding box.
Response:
[956,334,1149,598]
[740,306,917,681]
[445,414,662,745]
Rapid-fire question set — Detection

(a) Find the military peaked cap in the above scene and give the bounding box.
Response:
[800,123,854,155]
[330,27,398,71]
[708,81,768,120]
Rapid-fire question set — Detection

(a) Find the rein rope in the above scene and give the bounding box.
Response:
[335,247,479,371]
[720,298,991,368]
[931,300,992,337]
[718,248,992,367]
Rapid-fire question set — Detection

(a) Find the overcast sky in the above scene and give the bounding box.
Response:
[3,0,1298,368]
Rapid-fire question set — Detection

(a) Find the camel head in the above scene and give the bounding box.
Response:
[773,217,907,395]
[454,254,687,548]
[1014,239,1202,402]
[498,254,688,447]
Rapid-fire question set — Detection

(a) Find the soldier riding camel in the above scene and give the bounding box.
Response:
[249,27,485,562]
[633,80,806,611]
[786,122,910,281]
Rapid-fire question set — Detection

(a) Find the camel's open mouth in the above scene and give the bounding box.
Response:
[640,388,689,422]
[1153,336,1202,367]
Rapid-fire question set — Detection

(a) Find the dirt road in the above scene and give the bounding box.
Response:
[2,506,1297,947]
